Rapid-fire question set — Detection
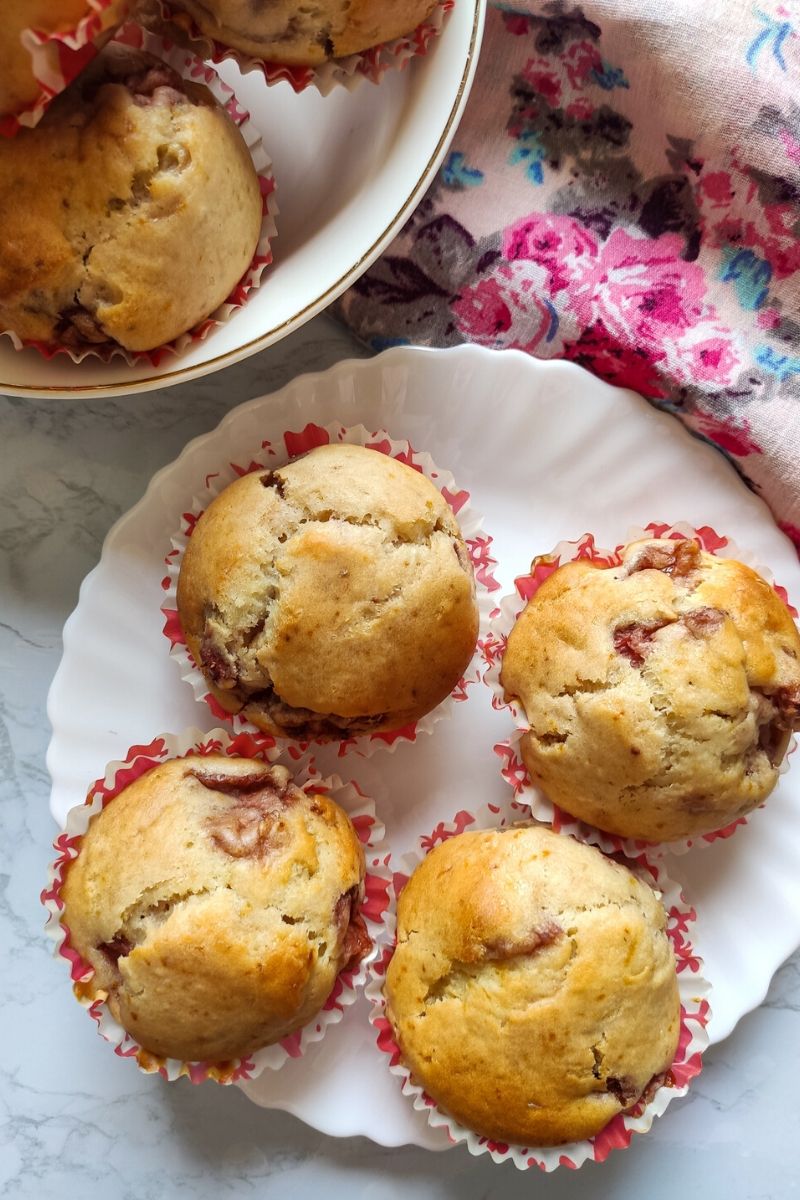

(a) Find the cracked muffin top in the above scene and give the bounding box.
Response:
[60,755,369,1062]
[500,537,800,842]
[0,43,261,353]
[176,443,480,740]
[165,0,440,65]
[385,825,680,1146]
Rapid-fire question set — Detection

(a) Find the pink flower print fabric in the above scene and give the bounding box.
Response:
[335,0,800,552]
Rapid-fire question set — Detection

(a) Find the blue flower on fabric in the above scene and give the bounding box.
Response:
[509,131,547,184]
[719,247,772,310]
[590,61,630,90]
[755,344,800,380]
[370,335,411,351]
[542,298,560,342]
[442,151,485,189]
[746,7,792,71]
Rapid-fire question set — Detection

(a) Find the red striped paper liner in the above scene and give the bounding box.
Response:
[1,0,128,137]
[139,0,453,95]
[365,800,710,1170]
[161,421,500,759]
[2,22,278,365]
[481,521,799,857]
[42,726,392,1084]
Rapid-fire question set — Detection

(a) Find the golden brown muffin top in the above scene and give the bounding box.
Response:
[0,44,261,352]
[61,756,367,1062]
[501,538,800,842]
[166,0,439,65]
[177,444,479,739]
[385,825,680,1146]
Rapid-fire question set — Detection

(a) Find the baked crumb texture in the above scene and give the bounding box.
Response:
[60,755,367,1062]
[177,444,480,739]
[500,538,800,842]
[170,0,440,64]
[385,826,680,1146]
[0,45,261,353]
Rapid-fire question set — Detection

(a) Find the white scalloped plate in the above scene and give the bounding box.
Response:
[0,0,484,398]
[47,346,800,1151]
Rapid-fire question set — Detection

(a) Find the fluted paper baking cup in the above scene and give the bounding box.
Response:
[482,521,799,856]
[42,726,392,1084]
[138,0,453,95]
[1,0,129,137]
[161,421,500,758]
[365,799,710,1171]
[2,23,277,366]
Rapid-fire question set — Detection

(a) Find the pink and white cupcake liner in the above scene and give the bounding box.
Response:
[42,726,392,1085]
[2,22,278,366]
[365,800,711,1171]
[1,0,129,137]
[139,0,454,95]
[482,521,800,857]
[161,421,500,759]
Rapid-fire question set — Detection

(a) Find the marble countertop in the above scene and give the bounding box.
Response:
[1,315,798,1199]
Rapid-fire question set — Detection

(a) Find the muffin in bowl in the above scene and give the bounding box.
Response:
[60,756,369,1062]
[500,537,800,842]
[176,443,480,739]
[162,0,441,65]
[0,1,128,122]
[384,825,680,1146]
[0,43,262,353]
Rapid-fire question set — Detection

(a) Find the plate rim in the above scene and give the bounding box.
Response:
[46,345,800,1059]
[3,0,486,401]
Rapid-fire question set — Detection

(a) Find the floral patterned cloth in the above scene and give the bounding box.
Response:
[336,0,800,551]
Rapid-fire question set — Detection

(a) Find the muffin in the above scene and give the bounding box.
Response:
[500,537,800,842]
[1,2,88,119]
[162,0,440,65]
[0,1,127,121]
[176,443,479,739]
[384,826,680,1146]
[0,43,262,353]
[60,755,369,1062]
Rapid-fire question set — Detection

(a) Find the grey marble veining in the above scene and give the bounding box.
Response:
[1,315,798,1199]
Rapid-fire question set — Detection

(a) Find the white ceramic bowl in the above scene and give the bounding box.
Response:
[0,0,484,399]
